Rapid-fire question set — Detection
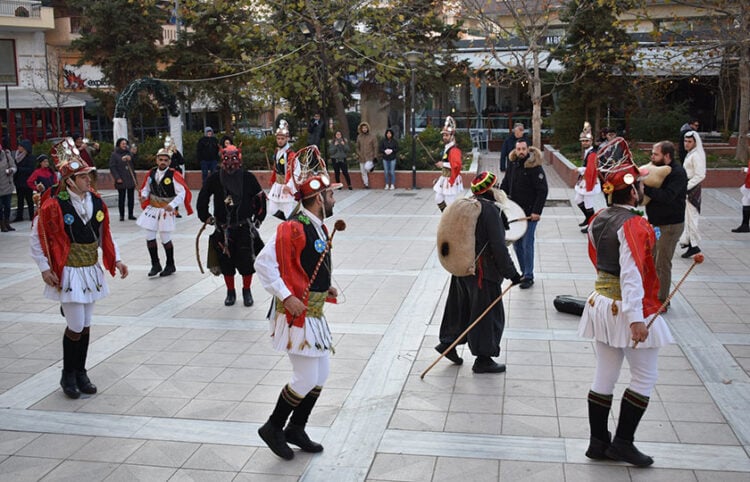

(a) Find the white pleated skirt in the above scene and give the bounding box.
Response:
[44,264,110,304]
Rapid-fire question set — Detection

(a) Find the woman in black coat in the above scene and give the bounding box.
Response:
[109,138,138,221]
[12,139,35,221]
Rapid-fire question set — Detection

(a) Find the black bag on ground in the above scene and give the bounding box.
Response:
[553,295,587,316]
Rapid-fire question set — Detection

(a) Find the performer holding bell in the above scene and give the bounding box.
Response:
[254,161,343,460]
[578,143,673,467]
[197,145,267,307]
[435,172,523,373]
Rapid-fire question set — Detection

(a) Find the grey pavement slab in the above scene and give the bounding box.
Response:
[0,154,749,481]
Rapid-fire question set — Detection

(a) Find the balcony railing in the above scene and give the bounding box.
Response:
[0,0,41,18]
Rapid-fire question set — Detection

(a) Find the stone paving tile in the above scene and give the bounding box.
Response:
[40,459,119,481]
[69,437,146,463]
[125,440,200,467]
[182,443,254,472]
[16,433,92,459]
[432,457,499,482]
[0,455,60,481]
[368,453,436,482]
[102,464,176,481]
[0,430,39,455]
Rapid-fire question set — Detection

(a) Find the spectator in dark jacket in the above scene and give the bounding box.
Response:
[307,113,324,149]
[109,138,137,221]
[197,127,220,185]
[12,139,35,221]
[500,123,529,172]
[500,140,548,289]
[379,128,399,190]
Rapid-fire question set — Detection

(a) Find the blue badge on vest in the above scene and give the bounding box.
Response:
[63,213,75,225]
[314,238,326,253]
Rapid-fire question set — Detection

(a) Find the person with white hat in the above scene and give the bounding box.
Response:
[574,124,602,233]
[30,138,129,399]
[268,120,299,220]
[579,142,673,467]
[137,148,193,277]
[433,116,464,211]
[254,153,342,460]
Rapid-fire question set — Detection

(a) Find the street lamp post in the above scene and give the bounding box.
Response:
[405,51,422,189]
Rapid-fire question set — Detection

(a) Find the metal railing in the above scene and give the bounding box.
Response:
[0,0,42,18]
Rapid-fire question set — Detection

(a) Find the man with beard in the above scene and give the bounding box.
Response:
[255,173,341,460]
[137,148,192,277]
[574,130,601,233]
[268,120,298,220]
[197,145,267,307]
[435,171,523,373]
[579,152,673,467]
[644,141,687,307]
[500,139,548,289]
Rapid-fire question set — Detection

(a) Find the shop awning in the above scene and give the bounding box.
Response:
[0,88,86,109]
[632,45,723,77]
[454,50,564,73]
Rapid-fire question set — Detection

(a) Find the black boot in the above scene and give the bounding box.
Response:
[160,241,176,276]
[285,386,324,453]
[60,329,81,399]
[437,201,447,212]
[76,327,97,395]
[472,356,506,373]
[273,210,286,220]
[580,208,595,233]
[435,342,463,365]
[681,244,701,258]
[732,206,750,233]
[258,385,303,460]
[577,203,588,226]
[586,391,613,460]
[242,288,254,307]
[605,389,654,467]
[224,289,236,306]
[147,240,162,277]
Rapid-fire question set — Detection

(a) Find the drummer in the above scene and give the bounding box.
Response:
[435,172,523,373]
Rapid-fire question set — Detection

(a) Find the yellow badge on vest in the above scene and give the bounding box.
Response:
[96,210,104,222]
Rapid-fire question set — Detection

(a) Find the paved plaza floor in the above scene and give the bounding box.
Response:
[1,155,749,481]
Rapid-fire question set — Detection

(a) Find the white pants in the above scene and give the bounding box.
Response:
[145,229,172,243]
[288,353,330,397]
[359,163,369,187]
[61,302,95,333]
[591,341,660,397]
[680,202,701,246]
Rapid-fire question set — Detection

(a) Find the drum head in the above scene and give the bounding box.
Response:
[503,199,527,242]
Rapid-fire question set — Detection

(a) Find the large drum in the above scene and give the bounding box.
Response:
[503,199,528,243]
[638,162,671,205]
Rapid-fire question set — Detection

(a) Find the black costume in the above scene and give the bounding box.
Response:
[197,171,267,278]
[438,196,521,371]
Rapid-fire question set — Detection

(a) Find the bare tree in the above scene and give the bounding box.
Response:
[460,0,565,148]
[22,49,75,138]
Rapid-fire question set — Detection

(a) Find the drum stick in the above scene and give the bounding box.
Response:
[421,282,515,379]
[509,216,531,224]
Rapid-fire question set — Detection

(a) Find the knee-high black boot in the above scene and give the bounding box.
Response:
[76,327,97,394]
[160,241,175,276]
[147,240,162,276]
[258,384,303,460]
[60,328,81,399]
[732,206,750,233]
[581,208,595,233]
[285,386,324,453]
[606,388,654,467]
[577,203,588,226]
[586,391,613,460]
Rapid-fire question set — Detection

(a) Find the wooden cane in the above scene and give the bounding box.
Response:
[414,135,437,164]
[260,146,271,171]
[633,253,704,348]
[421,282,516,379]
[195,219,209,274]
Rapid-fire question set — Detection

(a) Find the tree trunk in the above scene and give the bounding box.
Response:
[331,80,349,140]
[530,64,543,149]
[736,47,750,161]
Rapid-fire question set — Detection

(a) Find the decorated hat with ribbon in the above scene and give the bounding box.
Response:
[579,121,593,142]
[597,137,644,202]
[156,147,172,158]
[51,137,95,179]
[471,171,497,195]
[441,116,456,136]
[293,145,342,201]
[275,119,290,137]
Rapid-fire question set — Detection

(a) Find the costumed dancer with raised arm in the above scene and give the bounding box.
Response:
[196,144,267,307]
[433,116,464,211]
[574,122,602,233]
[268,120,299,220]
[578,138,673,467]
[30,138,129,399]
[255,146,343,460]
[137,148,193,277]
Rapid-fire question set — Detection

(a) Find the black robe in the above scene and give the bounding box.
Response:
[438,198,520,357]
